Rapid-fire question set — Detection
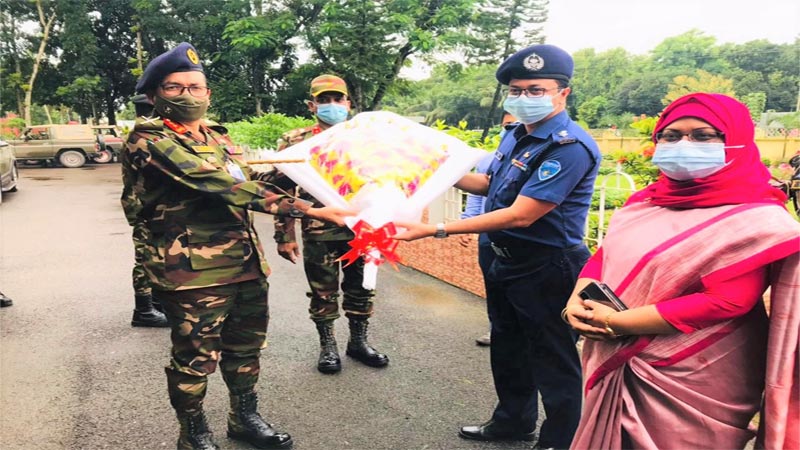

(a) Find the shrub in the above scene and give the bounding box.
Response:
[226,113,315,149]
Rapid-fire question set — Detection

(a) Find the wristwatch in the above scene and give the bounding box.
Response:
[287,198,313,218]
[434,222,448,239]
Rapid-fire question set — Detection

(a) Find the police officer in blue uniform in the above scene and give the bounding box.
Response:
[395,44,600,449]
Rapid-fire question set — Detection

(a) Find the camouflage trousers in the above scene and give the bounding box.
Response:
[155,278,269,413]
[131,221,151,296]
[302,239,375,323]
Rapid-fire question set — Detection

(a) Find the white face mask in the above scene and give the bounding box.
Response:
[652,141,729,180]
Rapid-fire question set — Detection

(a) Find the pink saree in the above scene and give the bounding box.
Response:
[570,202,800,450]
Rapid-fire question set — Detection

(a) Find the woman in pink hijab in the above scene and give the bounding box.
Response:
[564,93,799,449]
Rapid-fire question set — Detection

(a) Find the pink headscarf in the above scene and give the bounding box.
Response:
[628,93,787,208]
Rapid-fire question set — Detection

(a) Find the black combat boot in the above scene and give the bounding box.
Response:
[315,321,341,373]
[227,391,293,449]
[0,291,13,308]
[151,295,166,313]
[346,317,389,367]
[131,293,169,327]
[176,410,219,450]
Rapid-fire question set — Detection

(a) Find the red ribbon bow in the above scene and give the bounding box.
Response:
[338,220,401,268]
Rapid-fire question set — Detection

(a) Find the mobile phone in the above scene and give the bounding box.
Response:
[578,281,628,311]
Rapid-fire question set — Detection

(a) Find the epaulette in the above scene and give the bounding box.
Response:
[133,116,164,132]
[552,129,577,145]
[205,119,228,134]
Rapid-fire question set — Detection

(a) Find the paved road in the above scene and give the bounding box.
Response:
[0,164,542,450]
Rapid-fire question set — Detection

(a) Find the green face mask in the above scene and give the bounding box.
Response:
[154,94,209,122]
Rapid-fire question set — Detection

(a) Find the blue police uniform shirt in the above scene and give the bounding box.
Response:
[460,152,494,219]
[484,110,600,248]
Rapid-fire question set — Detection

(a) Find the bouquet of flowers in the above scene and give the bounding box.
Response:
[272,111,486,289]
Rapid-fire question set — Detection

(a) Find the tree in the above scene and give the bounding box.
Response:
[304,0,477,112]
[576,95,609,128]
[663,70,735,106]
[223,1,324,116]
[571,48,639,117]
[22,0,58,125]
[741,92,767,122]
[460,0,548,136]
[651,29,718,70]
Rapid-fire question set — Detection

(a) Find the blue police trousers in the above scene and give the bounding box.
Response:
[480,242,588,449]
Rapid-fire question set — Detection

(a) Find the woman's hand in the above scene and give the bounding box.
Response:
[392,222,435,241]
[565,299,619,341]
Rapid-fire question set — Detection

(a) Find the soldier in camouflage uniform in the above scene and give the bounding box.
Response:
[127,43,351,450]
[120,94,169,328]
[275,74,389,374]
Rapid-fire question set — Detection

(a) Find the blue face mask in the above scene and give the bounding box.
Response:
[652,141,729,180]
[502,95,555,125]
[316,103,348,125]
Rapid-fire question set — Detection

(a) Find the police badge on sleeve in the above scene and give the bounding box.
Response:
[538,160,561,180]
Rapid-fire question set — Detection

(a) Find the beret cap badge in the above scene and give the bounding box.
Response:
[186,49,199,65]
[523,53,545,71]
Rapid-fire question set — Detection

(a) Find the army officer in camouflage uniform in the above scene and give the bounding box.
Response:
[120,94,169,328]
[275,75,389,374]
[126,43,351,450]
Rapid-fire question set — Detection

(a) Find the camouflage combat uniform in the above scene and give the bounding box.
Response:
[120,145,152,298]
[275,126,374,324]
[125,116,309,413]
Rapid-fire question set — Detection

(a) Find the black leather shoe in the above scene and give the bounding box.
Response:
[458,420,536,442]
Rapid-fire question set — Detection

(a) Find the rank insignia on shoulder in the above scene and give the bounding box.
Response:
[554,129,576,144]
[538,160,561,180]
[511,159,528,171]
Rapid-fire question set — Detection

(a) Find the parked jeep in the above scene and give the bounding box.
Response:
[0,139,19,204]
[92,125,124,163]
[9,124,101,168]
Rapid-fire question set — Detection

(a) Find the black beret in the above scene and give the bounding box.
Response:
[135,42,204,94]
[495,44,573,85]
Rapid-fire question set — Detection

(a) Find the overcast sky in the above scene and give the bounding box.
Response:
[543,0,799,54]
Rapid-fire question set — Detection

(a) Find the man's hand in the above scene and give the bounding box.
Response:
[277,242,300,264]
[305,206,354,227]
[392,222,435,241]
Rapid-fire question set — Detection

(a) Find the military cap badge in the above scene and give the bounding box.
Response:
[523,53,545,71]
[186,48,199,64]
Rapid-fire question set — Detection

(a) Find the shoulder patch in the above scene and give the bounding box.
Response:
[538,160,561,181]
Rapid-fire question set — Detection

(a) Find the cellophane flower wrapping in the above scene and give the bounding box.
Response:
[273,110,487,289]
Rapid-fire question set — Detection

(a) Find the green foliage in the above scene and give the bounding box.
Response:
[576,95,609,128]
[225,113,315,149]
[1,2,798,129]
[741,92,767,122]
[590,187,630,210]
[431,119,499,149]
[663,70,736,106]
[773,111,800,130]
[605,147,660,187]
[629,116,658,142]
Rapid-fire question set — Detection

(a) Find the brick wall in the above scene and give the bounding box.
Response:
[394,210,486,298]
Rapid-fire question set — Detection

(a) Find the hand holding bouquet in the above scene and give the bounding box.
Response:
[273,111,486,288]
